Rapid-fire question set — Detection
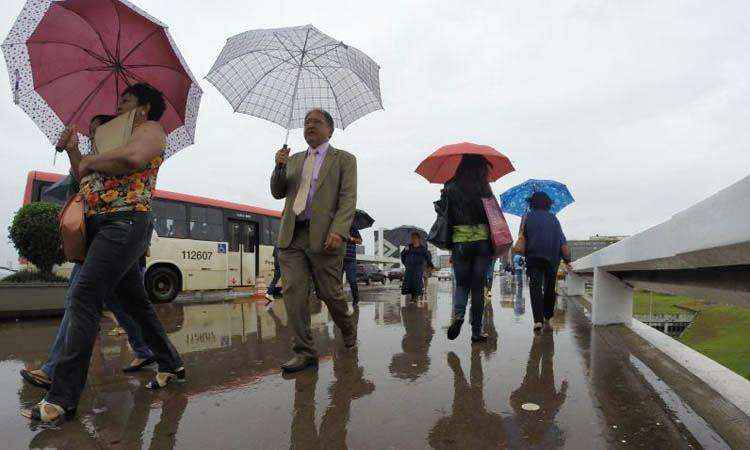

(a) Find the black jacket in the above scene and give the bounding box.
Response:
[440,181,489,228]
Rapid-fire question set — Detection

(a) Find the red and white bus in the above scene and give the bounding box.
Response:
[23,171,281,302]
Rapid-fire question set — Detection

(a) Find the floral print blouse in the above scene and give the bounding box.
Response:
[80,155,163,216]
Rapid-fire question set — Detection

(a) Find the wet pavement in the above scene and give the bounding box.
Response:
[0,280,721,449]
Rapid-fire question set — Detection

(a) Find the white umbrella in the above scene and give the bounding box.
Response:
[206,24,383,145]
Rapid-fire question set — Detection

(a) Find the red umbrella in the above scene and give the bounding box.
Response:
[3,0,202,156]
[415,142,515,184]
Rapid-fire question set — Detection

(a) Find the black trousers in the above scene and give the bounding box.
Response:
[526,257,560,324]
[47,212,182,410]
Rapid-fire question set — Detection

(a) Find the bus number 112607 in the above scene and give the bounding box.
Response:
[182,250,213,261]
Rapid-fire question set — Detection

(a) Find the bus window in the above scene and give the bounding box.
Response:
[228,221,241,252]
[189,206,224,241]
[34,180,55,203]
[153,199,188,238]
[243,223,257,253]
[261,216,280,246]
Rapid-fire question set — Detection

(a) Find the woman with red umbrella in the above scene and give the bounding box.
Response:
[421,143,514,344]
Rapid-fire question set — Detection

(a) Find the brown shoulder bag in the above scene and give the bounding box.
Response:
[59,193,87,263]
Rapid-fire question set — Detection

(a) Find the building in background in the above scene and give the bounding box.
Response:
[568,235,628,261]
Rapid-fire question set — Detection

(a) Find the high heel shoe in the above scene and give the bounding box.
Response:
[146,367,186,390]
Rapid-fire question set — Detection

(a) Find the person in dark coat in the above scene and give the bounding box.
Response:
[400,232,432,300]
[265,246,282,304]
[520,191,572,332]
[343,226,362,306]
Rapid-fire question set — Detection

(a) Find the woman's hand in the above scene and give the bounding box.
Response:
[55,125,78,152]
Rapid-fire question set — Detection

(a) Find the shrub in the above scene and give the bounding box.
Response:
[1,269,68,284]
[8,202,64,276]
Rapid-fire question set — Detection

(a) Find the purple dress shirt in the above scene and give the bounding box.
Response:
[299,141,330,221]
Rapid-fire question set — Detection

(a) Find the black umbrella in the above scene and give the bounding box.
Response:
[384,226,428,247]
[353,209,375,230]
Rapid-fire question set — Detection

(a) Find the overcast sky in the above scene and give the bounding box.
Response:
[1,0,748,267]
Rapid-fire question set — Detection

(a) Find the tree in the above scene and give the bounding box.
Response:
[8,202,64,276]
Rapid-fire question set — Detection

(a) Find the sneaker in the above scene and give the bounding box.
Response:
[447,318,464,340]
[533,322,543,331]
[264,293,275,303]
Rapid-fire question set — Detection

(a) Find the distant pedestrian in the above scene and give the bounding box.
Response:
[513,253,525,287]
[435,155,494,343]
[400,232,432,301]
[266,246,282,304]
[518,192,572,332]
[343,226,363,306]
[484,258,496,301]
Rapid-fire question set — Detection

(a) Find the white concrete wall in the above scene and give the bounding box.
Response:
[574,174,750,272]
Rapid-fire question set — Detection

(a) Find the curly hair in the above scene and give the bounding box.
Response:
[123,83,166,121]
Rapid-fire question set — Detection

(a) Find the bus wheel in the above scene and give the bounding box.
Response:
[146,266,180,303]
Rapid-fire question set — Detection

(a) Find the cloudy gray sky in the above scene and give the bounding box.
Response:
[1,0,748,267]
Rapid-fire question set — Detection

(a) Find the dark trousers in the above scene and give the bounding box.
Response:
[46,212,182,410]
[526,258,560,323]
[343,259,358,302]
[267,263,281,296]
[451,240,492,336]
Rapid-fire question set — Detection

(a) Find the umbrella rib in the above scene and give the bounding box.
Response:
[124,64,191,82]
[206,47,287,76]
[26,41,109,64]
[283,28,311,135]
[308,61,344,127]
[233,52,303,113]
[121,28,162,63]
[111,0,122,61]
[67,71,115,127]
[20,66,111,98]
[271,32,302,64]
[57,3,115,62]
[303,43,343,67]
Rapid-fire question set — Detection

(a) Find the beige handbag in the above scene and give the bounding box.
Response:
[94,108,136,155]
[59,193,87,263]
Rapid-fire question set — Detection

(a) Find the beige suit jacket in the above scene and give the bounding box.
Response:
[270,145,357,254]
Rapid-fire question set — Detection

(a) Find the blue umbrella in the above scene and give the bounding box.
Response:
[499,179,574,217]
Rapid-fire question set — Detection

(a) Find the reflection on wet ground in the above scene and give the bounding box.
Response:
[0,279,713,449]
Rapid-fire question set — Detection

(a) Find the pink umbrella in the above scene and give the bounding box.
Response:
[3,0,202,156]
[415,142,515,184]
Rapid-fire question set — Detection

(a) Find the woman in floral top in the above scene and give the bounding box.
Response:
[23,83,184,424]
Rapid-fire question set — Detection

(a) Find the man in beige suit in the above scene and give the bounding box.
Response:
[271,108,357,373]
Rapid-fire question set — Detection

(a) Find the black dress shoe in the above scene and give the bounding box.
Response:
[281,356,318,373]
[122,356,157,373]
[447,318,463,340]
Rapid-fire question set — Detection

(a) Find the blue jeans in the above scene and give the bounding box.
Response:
[343,259,359,302]
[42,263,154,377]
[451,240,492,336]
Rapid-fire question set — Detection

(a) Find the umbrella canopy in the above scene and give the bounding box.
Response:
[3,0,202,157]
[383,226,428,247]
[415,142,515,184]
[499,179,574,217]
[353,209,375,231]
[207,24,382,144]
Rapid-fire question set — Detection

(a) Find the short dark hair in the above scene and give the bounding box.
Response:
[306,108,335,130]
[529,191,552,211]
[123,83,166,121]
